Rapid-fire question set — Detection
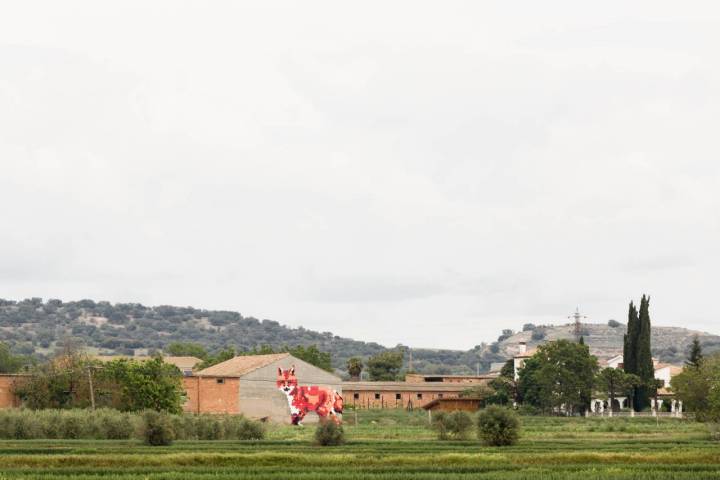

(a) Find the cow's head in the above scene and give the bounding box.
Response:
[277,365,298,394]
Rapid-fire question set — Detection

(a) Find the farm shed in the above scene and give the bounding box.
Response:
[422,397,483,412]
[183,353,342,423]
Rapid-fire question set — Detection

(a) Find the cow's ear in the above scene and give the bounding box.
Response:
[290,365,295,375]
[278,367,283,375]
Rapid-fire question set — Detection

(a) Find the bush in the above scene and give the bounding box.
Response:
[314,420,345,446]
[431,411,474,440]
[608,319,622,328]
[477,406,520,446]
[140,410,175,446]
[531,329,546,341]
[0,409,263,442]
[223,415,265,440]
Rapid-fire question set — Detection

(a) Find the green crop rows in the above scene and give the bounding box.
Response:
[0,410,716,479]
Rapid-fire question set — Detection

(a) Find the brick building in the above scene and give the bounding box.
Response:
[183,353,342,423]
[0,374,25,409]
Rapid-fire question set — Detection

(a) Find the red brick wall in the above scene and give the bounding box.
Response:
[182,376,240,414]
[344,389,461,409]
[0,375,22,409]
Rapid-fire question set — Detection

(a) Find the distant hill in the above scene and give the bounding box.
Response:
[484,322,720,365]
[1,298,718,374]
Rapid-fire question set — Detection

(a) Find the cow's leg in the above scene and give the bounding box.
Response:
[296,410,308,426]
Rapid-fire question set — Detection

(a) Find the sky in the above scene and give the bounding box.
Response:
[1,2,719,350]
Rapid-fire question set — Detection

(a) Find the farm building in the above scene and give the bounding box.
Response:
[423,397,484,412]
[405,373,496,384]
[342,380,489,409]
[183,353,342,423]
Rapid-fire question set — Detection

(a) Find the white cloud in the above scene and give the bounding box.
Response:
[1,1,719,349]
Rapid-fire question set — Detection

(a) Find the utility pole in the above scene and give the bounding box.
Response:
[568,307,588,342]
[87,366,96,410]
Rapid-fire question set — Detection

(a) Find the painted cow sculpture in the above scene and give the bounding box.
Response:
[277,366,343,425]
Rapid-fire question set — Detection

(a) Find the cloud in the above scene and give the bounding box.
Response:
[1,1,719,349]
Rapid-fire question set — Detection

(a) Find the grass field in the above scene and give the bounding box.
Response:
[0,410,716,479]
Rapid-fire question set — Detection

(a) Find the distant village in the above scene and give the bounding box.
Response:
[1,296,691,422]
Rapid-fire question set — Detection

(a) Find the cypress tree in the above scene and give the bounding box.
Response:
[634,295,654,410]
[686,335,703,368]
[623,301,638,375]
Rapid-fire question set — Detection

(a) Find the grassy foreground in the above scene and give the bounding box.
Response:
[0,410,715,479]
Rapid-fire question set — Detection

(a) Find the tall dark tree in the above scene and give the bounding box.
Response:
[623,301,639,375]
[687,335,703,368]
[634,295,655,410]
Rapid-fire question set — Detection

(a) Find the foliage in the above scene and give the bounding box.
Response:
[314,420,345,446]
[607,319,622,328]
[477,405,520,446]
[672,353,720,422]
[346,357,363,380]
[140,410,175,446]
[286,345,333,372]
[624,295,655,410]
[517,340,598,414]
[687,335,703,368]
[459,384,494,402]
[197,346,238,370]
[100,357,184,413]
[531,329,546,341]
[0,342,29,373]
[431,410,474,440]
[13,350,99,409]
[595,368,641,411]
[165,342,208,360]
[486,360,516,406]
[0,411,716,479]
[367,350,404,381]
[634,295,655,410]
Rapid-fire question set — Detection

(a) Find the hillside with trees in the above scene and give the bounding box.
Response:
[1,297,719,375]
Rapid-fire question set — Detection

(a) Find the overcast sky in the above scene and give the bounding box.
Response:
[1,2,719,350]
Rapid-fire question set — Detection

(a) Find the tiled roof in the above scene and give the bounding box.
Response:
[195,353,290,377]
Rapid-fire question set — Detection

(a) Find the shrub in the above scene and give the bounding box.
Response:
[59,410,87,439]
[431,411,474,440]
[314,420,345,446]
[477,406,520,446]
[95,409,135,439]
[223,415,265,440]
[531,329,546,341]
[140,410,175,446]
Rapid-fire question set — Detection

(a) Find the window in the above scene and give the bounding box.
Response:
[353,393,359,400]
[216,378,225,384]
[374,393,381,400]
[395,393,402,400]
[438,393,444,398]
[417,393,423,400]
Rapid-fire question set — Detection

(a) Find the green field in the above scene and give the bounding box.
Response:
[0,410,716,479]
